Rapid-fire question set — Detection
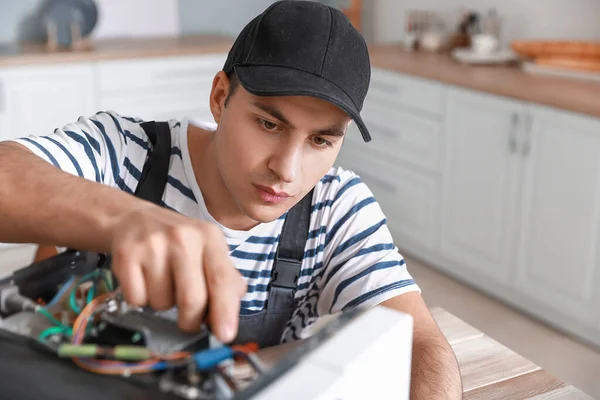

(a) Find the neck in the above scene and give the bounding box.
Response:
[188,124,260,231]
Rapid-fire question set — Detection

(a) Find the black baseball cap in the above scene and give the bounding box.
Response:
[223,0,372,142]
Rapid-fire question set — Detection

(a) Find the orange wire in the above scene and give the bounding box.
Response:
[72,358,157,375]
[232,342,259,354]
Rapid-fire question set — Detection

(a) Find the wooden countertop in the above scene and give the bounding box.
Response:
[248,307,593,399]
[0,35,233,67]
[368,44,600,119]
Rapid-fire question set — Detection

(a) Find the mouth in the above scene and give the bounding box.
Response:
[254,184,292,204]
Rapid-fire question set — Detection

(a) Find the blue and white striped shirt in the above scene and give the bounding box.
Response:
[12,111,419,343]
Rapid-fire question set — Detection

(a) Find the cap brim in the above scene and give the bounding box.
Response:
[234,65,371,142]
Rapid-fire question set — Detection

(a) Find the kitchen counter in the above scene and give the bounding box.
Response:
[368,44,600,119]
[1,36,599,119]
[247,307,593,399]
[0,35,233,67]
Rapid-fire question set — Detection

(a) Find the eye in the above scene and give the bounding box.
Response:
[258,118,278,131]
[312,136,333,148]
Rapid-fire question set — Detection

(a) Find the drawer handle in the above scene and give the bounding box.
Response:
[370,80,402,95]
[355,169,396,193]
[0,80,5,113]
[509,112,519,153]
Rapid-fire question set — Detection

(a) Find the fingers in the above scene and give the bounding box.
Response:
[111,210,246,340]
[203,225,247,343]
[141,236,174,311]
[170,228,208,333]
[112,246,147,306]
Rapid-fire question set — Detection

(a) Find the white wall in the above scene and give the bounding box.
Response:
[370,0,600,47]
[92,0,179,39]
[179,0,275,36]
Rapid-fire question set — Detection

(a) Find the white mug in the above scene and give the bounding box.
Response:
[471,33,499,54]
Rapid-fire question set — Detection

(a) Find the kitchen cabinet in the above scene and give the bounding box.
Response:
[0,63,95,141]
[337,139,440,253]
[440,88,523,285]
[97,53,227,123]
[336,68,444,253]
[437,87,600,345]
[515,105,600,327]
[345,75,600,345]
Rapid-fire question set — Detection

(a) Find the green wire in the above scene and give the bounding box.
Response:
[36,308,72,336]
[37,269,115,343]
[86,285,95,305]
[69,270,102,314]
[69,290,81,314]
[102,269,113,292]
[38,326,71,342]
[37,308,66,328]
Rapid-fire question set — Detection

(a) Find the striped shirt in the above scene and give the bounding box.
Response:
[11,111,420,343]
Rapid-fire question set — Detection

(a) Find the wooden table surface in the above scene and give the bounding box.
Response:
[429,307,593,399]
[250,307,594,399]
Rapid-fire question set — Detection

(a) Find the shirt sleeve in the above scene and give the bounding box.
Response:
[9,111,148,193]
[316,172,420,316]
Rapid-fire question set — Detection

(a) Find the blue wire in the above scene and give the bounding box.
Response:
[152,361,168,371]
[46,275,76,308]
[193,346,234,371]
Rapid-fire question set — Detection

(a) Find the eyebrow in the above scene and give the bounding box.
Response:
[251,101,346,137]
[251,102,293,127]
[315,127,345,137]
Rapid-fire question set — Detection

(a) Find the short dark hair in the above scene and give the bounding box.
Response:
[224,71,239,107]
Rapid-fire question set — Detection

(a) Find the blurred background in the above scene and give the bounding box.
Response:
[0,0,599,397]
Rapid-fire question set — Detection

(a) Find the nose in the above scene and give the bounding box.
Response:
[267,138,302,184]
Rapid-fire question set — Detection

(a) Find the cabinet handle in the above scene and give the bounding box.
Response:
[354,169,396,193]
[0,80,5,113]
[509,112,520,153]
[521,112,533,156]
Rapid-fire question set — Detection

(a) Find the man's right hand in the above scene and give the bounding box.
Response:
[110,207,247,343]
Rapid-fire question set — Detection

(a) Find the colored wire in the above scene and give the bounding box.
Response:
[71,291,112,344]
[232,342,259,354]
[36,307,71,332]
[72,358,167,375]
[86,285,95,305]
[46,275,76,308]
[38,326,70,341]
[68,292,192,375]
[102,269,113,292]
[69,270,102,314]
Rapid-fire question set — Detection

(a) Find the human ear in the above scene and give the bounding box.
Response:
[209,71,230,124]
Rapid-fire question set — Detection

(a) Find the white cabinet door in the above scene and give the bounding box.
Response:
[0,64,95,141]
[440,88,524,284]
[515,105,600,325]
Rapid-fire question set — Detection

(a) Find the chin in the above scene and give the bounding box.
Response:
[241,202,289,223]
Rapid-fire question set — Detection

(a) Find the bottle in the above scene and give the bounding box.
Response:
[483,8,501,39]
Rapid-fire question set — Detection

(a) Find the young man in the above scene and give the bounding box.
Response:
[0,1,461,397]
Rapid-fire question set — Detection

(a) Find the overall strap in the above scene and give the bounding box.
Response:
[270,189,314,292]
[135,121,172,205]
